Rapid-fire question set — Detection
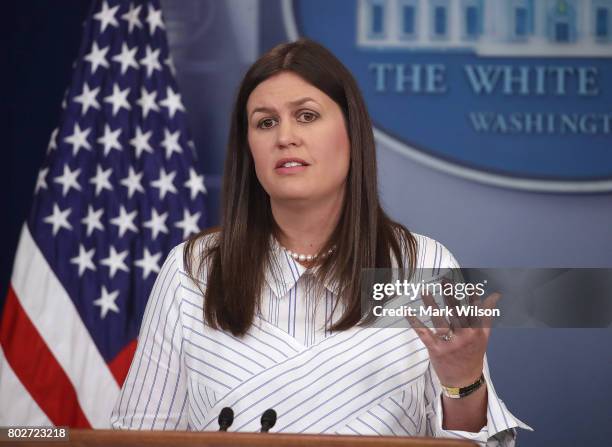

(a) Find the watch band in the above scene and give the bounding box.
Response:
[441,373,486,399]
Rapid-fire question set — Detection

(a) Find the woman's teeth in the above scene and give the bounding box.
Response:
[282,162,304,168]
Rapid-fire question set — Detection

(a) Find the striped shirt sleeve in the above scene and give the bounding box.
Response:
[110,246,189,430]
[423,355,533,446]
[420,239,533,445]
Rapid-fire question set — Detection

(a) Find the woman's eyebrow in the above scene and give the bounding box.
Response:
[249,97,320,118]
[288,96,318,107]
[250,106,276,118]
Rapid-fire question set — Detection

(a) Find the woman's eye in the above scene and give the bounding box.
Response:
[258,118,277,129]
[298,111,317,123]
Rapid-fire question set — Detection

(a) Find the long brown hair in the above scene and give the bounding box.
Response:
[184,39,416,336]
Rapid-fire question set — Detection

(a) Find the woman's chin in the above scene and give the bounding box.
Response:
[269,188,317,203]
[273,193,312,203]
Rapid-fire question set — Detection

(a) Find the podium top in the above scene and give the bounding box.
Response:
[14,429,477,447]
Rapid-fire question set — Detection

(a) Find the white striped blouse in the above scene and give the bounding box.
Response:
[110,233,531,446]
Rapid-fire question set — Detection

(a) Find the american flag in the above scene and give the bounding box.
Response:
[0,0,206,427]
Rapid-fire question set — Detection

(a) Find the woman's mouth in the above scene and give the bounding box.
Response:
[275,158,309,174]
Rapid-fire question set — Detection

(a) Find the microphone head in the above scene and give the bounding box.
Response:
[260,409,277,432]
[218,407,234,431]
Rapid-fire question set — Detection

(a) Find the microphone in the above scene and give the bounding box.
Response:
[260,409,277,433]
[217,407,234,432]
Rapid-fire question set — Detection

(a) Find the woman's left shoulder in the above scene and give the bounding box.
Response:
[411,232,460,270]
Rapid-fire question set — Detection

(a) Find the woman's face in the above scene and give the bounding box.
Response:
[246,71,350,205]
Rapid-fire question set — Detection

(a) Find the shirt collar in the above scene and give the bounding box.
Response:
[264,238,339,298]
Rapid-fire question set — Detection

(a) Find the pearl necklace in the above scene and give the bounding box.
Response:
[281,245,334,262]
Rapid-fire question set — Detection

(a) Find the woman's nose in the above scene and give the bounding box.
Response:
[276,120,301,149]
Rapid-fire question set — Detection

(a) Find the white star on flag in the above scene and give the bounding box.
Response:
[112,43,139,75]
[146,5,165,35]
[161,129,182,159]
[175,209,201,240]
[134,248,162,280]
[97,124,122,156]
[73,83,101,115]
[129,126,153,158]
[159,87,186,118]
[53,164,82,196]
[47,128,58,153]
[61,90,68,110]
[83,41,109,74]
[70,244,96,276]
[151,168,177,199]
[140,46,162,78]
[100,246,129,278]
[187,139,196,155]
[93,286,120,319]
[64,123,92,156]
[104,84,131,116]
[121,3,143,33]
[184,168,206,199]
[136,87,160,119]
[81,206,104,236]
[35,167,49,193]
[120,167,145,198]
[93,1,119,33]
[143,208,169,239]
[43,204,73,236]
[89,165,114,196]
[110,206,138,238]
[164,55,177,76]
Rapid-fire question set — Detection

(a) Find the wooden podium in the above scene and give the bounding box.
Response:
[13,429,477,447]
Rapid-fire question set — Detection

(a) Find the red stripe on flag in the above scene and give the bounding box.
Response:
[109,338,137,386]
[0,286,91,428]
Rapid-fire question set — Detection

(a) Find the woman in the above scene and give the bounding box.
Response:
[111,39,530,444]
